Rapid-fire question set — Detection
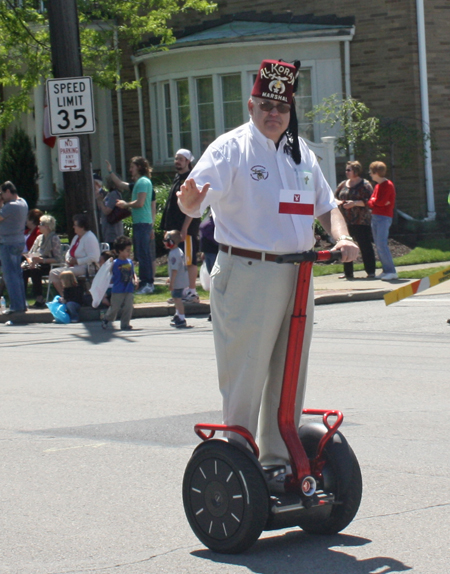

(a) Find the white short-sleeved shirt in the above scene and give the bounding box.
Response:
[189,120,337,253]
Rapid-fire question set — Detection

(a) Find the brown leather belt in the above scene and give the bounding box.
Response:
[219,244,278,262]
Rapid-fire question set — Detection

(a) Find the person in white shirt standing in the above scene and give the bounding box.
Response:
[177,59,359,470]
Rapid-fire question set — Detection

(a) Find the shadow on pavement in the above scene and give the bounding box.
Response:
[192,532,412,574]
[70,320,148,345]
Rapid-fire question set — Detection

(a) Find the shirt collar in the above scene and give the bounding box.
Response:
[249,119,288,151]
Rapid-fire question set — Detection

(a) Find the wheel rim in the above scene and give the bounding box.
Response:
[188,456,246,540]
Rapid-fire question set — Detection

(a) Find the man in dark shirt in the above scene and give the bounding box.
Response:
[162,149,200,303]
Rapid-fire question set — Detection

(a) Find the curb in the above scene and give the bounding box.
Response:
[0,301,211,325]
[314,288,389,305]
[0,291,392,325]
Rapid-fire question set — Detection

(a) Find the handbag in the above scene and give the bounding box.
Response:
[106,191,131,224]
[107,205,131,224]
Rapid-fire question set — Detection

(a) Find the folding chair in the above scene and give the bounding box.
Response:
[44,244,70,302]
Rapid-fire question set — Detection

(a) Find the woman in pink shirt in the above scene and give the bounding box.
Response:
[368,161,397,280]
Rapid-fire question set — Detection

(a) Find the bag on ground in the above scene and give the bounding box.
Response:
[46,295,70,324]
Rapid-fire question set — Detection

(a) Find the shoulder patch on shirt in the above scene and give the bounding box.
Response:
[250,165,269,181]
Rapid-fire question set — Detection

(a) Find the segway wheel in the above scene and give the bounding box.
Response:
[297,423,362,535]
[183,439,269,554]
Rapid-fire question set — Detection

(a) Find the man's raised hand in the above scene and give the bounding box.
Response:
[177,178,210,215]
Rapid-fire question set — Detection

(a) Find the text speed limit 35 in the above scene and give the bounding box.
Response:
[46,77,96,136]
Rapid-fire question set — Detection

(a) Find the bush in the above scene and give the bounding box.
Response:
[154,181,171,257]
[48,189,67,234]
[0,127,39,208]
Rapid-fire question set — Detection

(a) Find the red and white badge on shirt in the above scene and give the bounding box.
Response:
[279,189,315,216]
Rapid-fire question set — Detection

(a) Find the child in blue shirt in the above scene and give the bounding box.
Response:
[164,230,189,328]
[102,235,136,331]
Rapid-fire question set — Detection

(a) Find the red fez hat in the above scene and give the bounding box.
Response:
[251,59,299,104]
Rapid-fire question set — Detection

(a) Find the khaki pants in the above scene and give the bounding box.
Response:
[210,250,314,466]
[104,292,134,328]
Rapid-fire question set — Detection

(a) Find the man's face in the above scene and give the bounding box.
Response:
[174,154,190,174]
[129,163,139,180]
[0,189,12,204]
[248,97,290,143]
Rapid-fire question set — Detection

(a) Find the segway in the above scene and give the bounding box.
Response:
[182,250,362,553]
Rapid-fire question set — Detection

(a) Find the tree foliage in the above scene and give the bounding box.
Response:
[307,94,431,172]
[0,0,216,130]
[307,94,381,159]
[0,126,39,207]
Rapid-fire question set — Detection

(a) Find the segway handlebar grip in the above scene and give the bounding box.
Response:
[276,250,342,264]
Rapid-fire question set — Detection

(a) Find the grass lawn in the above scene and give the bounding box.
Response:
[397,265,450,280]
[314,239,450,278]
[134,284,210,304]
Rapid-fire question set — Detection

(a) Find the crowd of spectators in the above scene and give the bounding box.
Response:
[0,155,396,323]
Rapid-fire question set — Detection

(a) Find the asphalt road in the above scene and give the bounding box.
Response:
[1,294,449,574]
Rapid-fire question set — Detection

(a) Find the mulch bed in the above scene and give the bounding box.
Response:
[315,237,411,265]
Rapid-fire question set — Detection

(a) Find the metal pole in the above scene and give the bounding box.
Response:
[416,0,435,220]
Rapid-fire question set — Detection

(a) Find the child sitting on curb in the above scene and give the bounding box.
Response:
[102,236,137,331]
[59,270,84,323]
[164,230,189,329]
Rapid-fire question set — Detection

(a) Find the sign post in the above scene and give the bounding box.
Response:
[46,76,96,136]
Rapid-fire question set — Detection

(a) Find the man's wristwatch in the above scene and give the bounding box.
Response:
[337,235,354,242]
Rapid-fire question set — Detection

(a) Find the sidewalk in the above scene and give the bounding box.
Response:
[2,261,450,324]
[313,260,450,305]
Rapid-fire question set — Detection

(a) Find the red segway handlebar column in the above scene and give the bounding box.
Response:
[276,249,342,495]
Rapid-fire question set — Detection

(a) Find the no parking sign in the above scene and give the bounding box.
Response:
[58,137,81,172]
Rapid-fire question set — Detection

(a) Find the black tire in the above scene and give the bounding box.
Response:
[297,423,362,535]
[182,439,269,553]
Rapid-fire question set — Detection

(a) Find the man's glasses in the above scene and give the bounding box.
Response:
[345,168,352,172]
[257,101,291,114]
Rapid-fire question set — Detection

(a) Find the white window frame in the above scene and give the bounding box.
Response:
[149,61,319,166]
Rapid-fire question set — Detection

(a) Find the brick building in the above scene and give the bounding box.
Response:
[113,0,449,221]
[6,1,448,222]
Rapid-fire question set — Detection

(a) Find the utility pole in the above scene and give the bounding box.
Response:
[47,0,98,239]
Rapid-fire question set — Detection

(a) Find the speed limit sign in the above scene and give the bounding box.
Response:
[46,76,96,136]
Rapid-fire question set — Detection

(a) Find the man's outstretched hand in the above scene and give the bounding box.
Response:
[177,178,210,215]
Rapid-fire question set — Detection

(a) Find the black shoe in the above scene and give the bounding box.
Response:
[31,301,46,309]
[121,325,133,331]
[171,315,187,328]
[101,319,108,329]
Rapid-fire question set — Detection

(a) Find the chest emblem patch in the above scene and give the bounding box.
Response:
[250,165,269,181]
[294,194,300,202]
